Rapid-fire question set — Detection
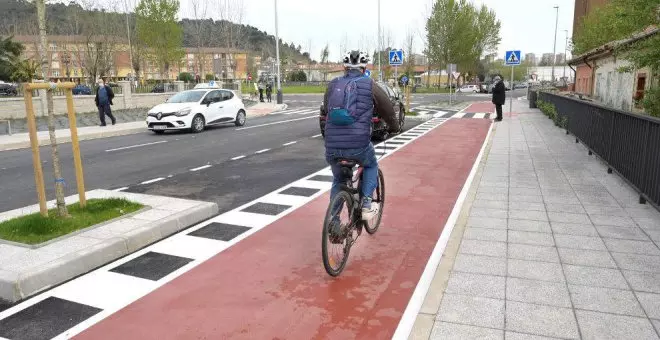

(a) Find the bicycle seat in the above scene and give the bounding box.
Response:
[335,158,361,168]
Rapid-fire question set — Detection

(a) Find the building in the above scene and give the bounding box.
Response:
[540,53,555,66]
[524,53,537,65]
[569,26,658,112]
[573,0,610,39]
[9,35,250,82]
[555,53,566,65]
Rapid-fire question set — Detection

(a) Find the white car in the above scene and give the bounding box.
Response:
[146,84,246,134]
[458,84,479,93]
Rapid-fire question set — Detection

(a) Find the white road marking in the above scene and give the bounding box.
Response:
[231,155,246,160]
[105,141,167,152]
[140,177,165,185]
[255,149,270,154]
[283,141,297,146]
[236,116,316,131]
[190,165,212,172]
[112,187,128,192]
[311,134,322,138]
[473,113,487,118]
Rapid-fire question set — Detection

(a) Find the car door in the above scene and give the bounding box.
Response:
[201,90,223,123]
[218,90,236,120]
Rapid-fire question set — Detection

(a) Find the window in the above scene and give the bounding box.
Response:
[220,90,234,101]
[53,70,60,77]
[204,90,222,103]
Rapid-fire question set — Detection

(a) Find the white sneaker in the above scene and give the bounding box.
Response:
[362,202,380,221]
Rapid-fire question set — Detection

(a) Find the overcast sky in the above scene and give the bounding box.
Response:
[178,0,575,62]
[118,0,576,63]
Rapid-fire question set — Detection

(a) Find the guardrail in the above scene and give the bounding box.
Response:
[538,91,660,208]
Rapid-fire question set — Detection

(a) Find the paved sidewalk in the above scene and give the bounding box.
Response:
[416,99,660,339]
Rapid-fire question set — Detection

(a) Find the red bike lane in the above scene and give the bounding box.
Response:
[74,119,491,340]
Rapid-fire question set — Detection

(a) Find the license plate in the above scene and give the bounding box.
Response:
[153,125,166,130]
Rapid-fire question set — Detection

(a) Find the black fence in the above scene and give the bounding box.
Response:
[538,91,660,208]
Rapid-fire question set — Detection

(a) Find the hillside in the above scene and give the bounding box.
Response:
[0,0,311,63]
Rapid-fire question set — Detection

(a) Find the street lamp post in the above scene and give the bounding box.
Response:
[274,0,283,104]
[551,5,559,83]
[378,0,382,82]
[563,29,568,85]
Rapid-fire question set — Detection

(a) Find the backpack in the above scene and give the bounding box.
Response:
[326,77,360,126]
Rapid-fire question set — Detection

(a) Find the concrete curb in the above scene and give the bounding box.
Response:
[0,190,218,303]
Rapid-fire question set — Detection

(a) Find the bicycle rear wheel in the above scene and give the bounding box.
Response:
[364,168,385,234]
[322,191,354,277]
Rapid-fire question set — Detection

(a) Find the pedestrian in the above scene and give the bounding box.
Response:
[258,81,265,102]
[95,78,116,126]
[491,75,505,122]
[266,83,272,103]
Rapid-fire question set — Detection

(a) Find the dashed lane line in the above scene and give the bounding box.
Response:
[140,177,165,185]
[190,165,212,172]
[283,141,298,146]
[231,155,246,160]
[255,149,271,154]
[105,141,167,152]
[235,116,316,131]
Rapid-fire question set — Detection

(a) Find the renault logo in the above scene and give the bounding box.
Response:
[156,112,162,120]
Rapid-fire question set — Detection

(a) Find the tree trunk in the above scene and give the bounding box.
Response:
[36,0,68,217]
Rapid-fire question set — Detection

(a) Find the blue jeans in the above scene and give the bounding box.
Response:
[325,143,379,203]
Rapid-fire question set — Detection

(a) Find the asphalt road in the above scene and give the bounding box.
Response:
[0,109,424,213]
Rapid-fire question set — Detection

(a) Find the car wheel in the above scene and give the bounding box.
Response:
[235,110,246,127]
[153,130,165,135]
[191,114,205,133]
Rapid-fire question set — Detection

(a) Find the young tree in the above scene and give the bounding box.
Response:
[404,29,416,81]
[136,0,184,80]
[320,44,329,81]
[35,0,68,217]
[189,0,208,77]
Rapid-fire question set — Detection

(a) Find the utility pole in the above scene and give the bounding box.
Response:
[378,0,382,82]
[274,0,282,104]
[563,29,568,85]
[551,5,559,83]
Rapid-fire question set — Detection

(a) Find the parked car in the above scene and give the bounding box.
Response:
[151,83,165,93]
[319,81,405,141]
[0,82,18,96]
[146,83,246,134]
[72,84,92,95]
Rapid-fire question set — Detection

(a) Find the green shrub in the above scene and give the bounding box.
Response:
[642,86,660,118]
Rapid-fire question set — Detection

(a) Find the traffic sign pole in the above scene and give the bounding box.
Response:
[510,65,514,114]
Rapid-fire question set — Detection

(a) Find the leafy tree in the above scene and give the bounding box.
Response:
[287,70,307,82]
[0,36,24,81]
[136,0,184,80]
[205,73,214,81]
[11,58,39,82]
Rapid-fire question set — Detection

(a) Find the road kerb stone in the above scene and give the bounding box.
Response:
[0,190,218,303]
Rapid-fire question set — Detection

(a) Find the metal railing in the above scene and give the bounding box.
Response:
[538,91,660,208]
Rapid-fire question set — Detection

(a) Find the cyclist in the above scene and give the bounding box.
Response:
[323,50,400,221]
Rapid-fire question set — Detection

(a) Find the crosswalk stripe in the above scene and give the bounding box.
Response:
[452,112,467,118]
[473,113,486,118]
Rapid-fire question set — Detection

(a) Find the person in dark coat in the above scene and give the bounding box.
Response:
[95,78,116,126]
[265,83,273,103]
[258,81,265,102]
[491,75,505,122]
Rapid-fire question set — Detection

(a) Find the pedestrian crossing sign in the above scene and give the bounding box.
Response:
[505,50,521,65]
[389,50,404,66]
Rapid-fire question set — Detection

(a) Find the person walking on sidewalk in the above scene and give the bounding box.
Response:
[258,81,265,102]
[95,78,116,126]
[491,75,505,122]
[266,83,273,103]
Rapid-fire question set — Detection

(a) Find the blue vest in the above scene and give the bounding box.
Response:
[324,70,373,149]
[98,86,109,105]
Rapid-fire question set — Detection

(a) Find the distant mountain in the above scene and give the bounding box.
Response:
[0,0,311,63]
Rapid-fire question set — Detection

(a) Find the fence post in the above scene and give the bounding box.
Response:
[638,120,651,205]
[606,111,616,174]
[119,80,132,109]
[174,80,184,93]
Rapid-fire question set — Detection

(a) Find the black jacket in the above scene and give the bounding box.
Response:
[491,81,506,105]
[95,85,115,107]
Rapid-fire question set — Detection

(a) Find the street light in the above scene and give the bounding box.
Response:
[563,29,568,85]
[551,5,559,83]
[274,0,283,104]
[378,0,382,82]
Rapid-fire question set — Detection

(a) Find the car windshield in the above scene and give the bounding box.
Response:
[166,91,206,103]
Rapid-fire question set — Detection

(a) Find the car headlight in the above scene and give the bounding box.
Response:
[176,108,191,117]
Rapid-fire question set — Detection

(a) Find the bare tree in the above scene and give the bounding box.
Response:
[214,0,247,79]
[35,0,68,217]
[189,0,208,79]
[404,28,416,78]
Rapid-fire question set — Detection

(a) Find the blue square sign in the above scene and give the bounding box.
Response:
[505,50,521,65]
[389,50,403,66]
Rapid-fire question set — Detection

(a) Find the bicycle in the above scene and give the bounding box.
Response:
[321,158,385,277]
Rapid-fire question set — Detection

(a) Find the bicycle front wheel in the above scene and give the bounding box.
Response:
[364,168,385,234]
[322,191,354,277]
